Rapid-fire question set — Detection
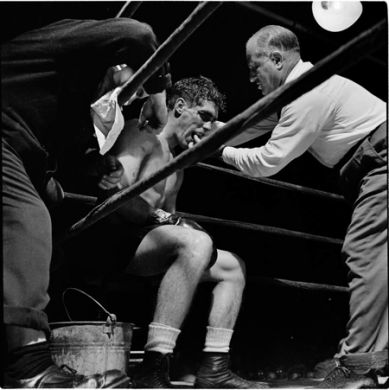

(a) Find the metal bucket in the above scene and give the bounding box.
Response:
[49,288,134,375]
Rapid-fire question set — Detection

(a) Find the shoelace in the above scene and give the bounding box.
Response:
[325,366,351,382]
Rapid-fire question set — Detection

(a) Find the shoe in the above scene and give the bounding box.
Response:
[317,366,377,389]
[313,358,341,379]
[131,351,172,388]
[3,364,131,388]
[194,353,269,388]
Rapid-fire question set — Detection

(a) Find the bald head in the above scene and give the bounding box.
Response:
[246,25,301,95]
[246,25,300,58]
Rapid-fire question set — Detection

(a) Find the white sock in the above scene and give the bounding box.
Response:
[145,322,181,354]
[203,326,234,353]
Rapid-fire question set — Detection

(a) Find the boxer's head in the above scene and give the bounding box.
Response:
[166,76,226,149]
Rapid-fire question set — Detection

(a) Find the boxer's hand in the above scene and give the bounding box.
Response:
[97,155,124,190]
[138,91,168,134]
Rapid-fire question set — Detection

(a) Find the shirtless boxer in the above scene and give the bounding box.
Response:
[107,76,268,389]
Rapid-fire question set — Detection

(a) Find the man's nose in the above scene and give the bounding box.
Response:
[202,122,212,132]
[249,68,257,83]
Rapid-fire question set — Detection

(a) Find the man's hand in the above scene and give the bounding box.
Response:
[187,119,225,148]
[138,91,168,134]
[97,154,124,190]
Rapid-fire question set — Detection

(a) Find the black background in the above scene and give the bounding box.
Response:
[1,1,387,379]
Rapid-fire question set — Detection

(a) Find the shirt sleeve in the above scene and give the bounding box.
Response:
[52,18,169,93]
[226,113,278,147]
[222,91,335,177]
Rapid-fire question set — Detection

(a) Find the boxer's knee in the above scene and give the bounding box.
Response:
[205,250,246,288]
[175,228,214,272]
[221,251,246,286]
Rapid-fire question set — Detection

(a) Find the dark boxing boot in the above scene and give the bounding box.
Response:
[132,351,172,388]
[194,352,269,388]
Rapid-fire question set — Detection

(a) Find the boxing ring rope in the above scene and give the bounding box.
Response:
[63,192,98,206]
[195,163,344,202]
[117,1,222,105]
[62,192,343,245]
[116,1,142,18]
[248,276,349,293]
[59,18,385,245]
[237,2,385,68]
[62,192,349,293]
[175,212,343,246]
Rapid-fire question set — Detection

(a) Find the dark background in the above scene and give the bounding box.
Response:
[1,1,387,379]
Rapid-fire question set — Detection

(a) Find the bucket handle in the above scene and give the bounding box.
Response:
[62,288,117,335]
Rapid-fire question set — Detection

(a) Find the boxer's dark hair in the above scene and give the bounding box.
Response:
[167,76,226,112]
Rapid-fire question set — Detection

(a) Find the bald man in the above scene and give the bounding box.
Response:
[219,25,387,389]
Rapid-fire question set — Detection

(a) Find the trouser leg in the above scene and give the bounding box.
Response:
[2,140,52,335]
[336,124,388,372]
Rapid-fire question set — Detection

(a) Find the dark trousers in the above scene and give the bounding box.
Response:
[336,122,388,372]
[2,139,51,333]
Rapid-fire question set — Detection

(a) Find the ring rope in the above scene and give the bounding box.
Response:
[176,212,343,246]
[237,2,385,68]
[58,19,385,244]
[62,191,348,293]
[248,276,349,293]
[62,192,343,245]
[118,2,222,105]
[63,192,98,205]
[116,1,142,18]
[196,163,344,202]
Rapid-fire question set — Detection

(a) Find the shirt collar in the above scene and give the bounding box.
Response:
[285,59,314,84]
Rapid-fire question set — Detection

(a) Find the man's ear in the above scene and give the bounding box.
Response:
[174,98,186,117]
[270,51,283,69]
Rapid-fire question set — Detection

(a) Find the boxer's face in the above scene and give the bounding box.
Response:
[247,43,281,96]
[174,100,218,149]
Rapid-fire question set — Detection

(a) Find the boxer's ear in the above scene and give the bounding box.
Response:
[174,98,186,117]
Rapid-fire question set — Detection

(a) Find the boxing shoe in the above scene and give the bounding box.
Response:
[316,366,377,389]
[3,364,131,388]
[313,358,341,379]
[194,352,269,388]
[131,351,173,388]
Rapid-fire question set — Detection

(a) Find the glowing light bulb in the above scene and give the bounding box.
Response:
[312,1,363,32]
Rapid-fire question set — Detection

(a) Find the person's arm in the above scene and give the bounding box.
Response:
[53,18,167,89]
[221,92,335,177]
[225,113,278,147]
[57,19,170,132]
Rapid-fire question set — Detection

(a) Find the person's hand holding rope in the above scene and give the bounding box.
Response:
[138,90,168,134]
